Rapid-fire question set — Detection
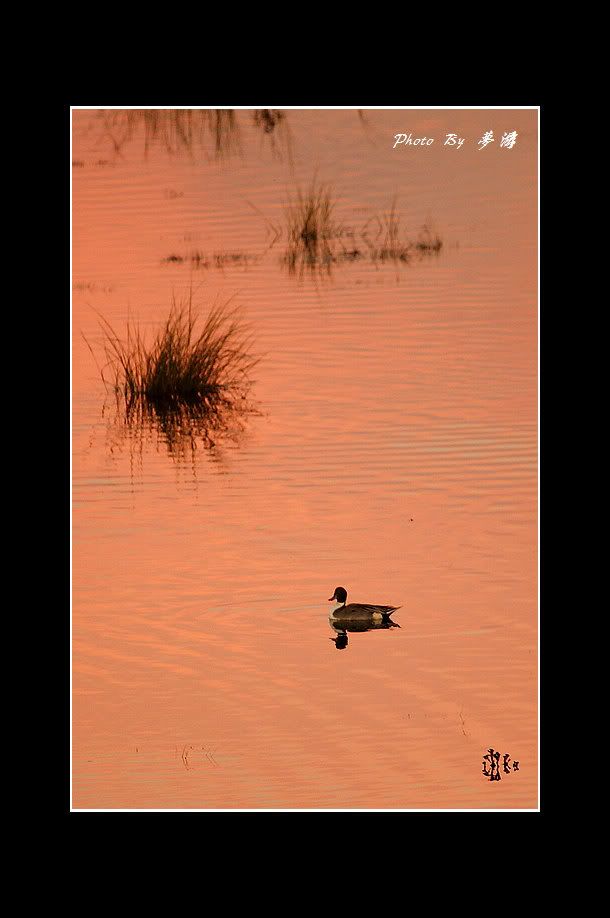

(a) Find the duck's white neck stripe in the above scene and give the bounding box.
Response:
[330,601,346,615]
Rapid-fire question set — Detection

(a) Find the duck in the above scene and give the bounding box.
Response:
[328,586,401,622]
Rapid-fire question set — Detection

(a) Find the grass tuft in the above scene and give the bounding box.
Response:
[283,178,341,275]
[94,293,258,412]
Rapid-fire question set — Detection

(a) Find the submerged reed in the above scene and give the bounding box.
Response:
[363,200,443,264]
[280,186,443,277]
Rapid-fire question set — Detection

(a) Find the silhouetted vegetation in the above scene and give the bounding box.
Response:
[278,184,443,277]
[95,108,295,161]
[93,293,257,410]
[363,199,443,264]
[85,293,260,464]
[253,110,285,134]
[283,178,341,276]
[99,109,242,159]
[252,110,293,161]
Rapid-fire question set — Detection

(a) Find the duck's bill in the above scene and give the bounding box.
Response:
[328,596,335,601]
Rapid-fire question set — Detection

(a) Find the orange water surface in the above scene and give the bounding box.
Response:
[72,108,538,809]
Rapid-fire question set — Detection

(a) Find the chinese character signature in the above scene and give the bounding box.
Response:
[478,130,518,150]
[482,748,520,781]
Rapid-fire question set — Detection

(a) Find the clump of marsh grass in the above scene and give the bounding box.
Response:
[92,293,258,413]
[286,179,339,249]
[86,294,260,463]
[283,178,342,276]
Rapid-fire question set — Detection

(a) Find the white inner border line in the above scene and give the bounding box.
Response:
[70,104,541,813]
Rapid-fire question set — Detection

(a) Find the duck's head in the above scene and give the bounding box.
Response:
[328,586,348,605]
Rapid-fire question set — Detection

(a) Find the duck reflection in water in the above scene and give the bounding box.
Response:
[329,617,400,651]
